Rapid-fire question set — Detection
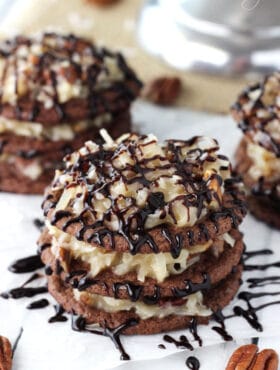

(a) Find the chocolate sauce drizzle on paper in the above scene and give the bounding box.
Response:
[3,234,280,361]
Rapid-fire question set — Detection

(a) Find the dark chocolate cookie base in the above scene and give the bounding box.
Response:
[47,265,242,335]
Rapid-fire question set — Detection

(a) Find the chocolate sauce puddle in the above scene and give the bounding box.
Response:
[8,255,44,273]
[186,356,200,370]
[72,315,138,360]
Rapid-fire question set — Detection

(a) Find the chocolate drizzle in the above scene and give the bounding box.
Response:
[8,255,44,273]
[113,282,143,302]
[37,242,51,254]
[143,286,161,305]
[71,315,138,360]
[17,150,40,159]
[243,248,273,261]
[172,274,211,298]
[163,334,194,351]
[186,356,200,370]
[33,218,45,231]
[48,305,68,323]
[12,327,23,357]
[233,290,280,331]
[244,261,280,271]
[27,298,49,309]
[1,286,47,299]
[211,310,233,341]
[247,276,280,288]
[77,276,99,291]
[1,273,47,299]
[189,318,202,347]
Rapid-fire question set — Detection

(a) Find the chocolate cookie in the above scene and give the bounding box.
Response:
[0,33,142,194]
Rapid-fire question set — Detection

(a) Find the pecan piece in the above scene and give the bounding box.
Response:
[0,336,12,370]
[142,76,182,105]
[225,344,258,370]
[253,349,278,370]
[225,344,279,370]
[85,0,120,6]
[58,248,71,273]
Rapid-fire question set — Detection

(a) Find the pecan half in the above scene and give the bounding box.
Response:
[225,344,258,370]
[225,344,279,370]
[0,336,12,370]
[253,349,279,370]
[142,77,182,105]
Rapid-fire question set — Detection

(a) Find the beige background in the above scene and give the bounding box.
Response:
[0,0,249,113]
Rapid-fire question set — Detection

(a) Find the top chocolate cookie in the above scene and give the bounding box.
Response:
[42,131,246,254]
[231,72,280,157]
[0,33,142,125]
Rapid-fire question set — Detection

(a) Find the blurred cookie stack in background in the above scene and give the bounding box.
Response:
[0,32,142,194]
[232,73,280,228]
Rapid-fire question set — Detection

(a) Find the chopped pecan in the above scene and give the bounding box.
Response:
[58,248,71,273]
[225,344,279,370]
[142,76,182,105]
[59,65,79,84]
[85,0,120,6]
[0,336,12,370]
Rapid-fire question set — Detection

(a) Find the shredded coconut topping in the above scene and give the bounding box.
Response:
[232,72,280,157]
[50,131,231,233]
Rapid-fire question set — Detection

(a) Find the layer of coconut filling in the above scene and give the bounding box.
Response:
[74,290,211,320]
[47,222,235,283]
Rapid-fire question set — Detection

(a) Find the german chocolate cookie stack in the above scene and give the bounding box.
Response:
[39,131,246,334]
[232,73,280,228]
[0,33,141,194]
